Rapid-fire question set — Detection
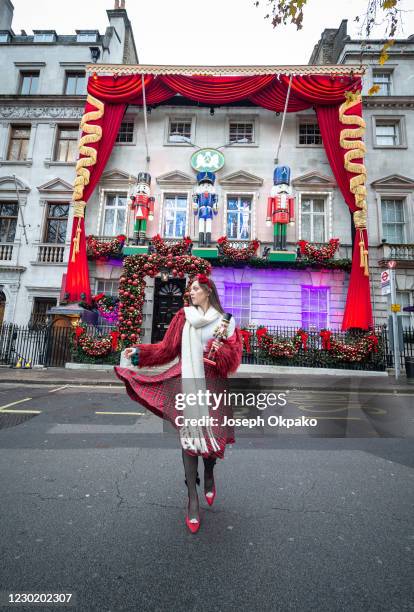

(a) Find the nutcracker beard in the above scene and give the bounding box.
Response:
[274,222,287,250]
[134,218,147,245]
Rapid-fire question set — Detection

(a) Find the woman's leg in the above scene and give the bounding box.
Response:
[182,449,199,519]
[203,456,217,494]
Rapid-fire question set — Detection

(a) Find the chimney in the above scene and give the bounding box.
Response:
[0,0,14,31]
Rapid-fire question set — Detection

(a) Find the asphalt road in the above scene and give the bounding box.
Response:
[0,383,413,612]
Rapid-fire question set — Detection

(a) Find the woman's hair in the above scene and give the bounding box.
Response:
[189,277,224,314]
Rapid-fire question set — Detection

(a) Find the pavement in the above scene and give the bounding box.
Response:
[1,365,413,393]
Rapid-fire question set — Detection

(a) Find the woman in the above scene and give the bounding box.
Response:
[114,274,243,533]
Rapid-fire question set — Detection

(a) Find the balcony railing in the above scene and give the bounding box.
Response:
[378,243,414,266]
[37,244,66,264]
[0,243,14,261]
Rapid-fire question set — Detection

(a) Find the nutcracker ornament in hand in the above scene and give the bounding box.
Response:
[266,165,295,251]
[192,171,218,247]
[130,172,155,245]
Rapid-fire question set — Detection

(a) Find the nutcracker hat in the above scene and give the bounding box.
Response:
[137,172,151,185]
[196,171,216,185]
[273,166,291,186]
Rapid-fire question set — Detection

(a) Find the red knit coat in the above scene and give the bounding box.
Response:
[114,308,243,457]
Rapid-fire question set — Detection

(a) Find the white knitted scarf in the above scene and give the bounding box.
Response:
[179,305,222,454]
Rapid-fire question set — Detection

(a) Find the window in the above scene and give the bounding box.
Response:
[168,119,192,143]
[372,70,392,96]
[228,121,254,144]
[30,297,57,327]
[301,286,329,330]
[381,198,405,243]
[397,291,413,330]
[300,196,325,242]
[298,121,322,145]
[223,283,251,327]
[116,121,134,143]
[54,126,79,162]
[375,119,401,146]
[163,194,188,238]
[44,204,69,243]
[103,194,127,236]
[226,195,252,240]
[95,280,120,296]
[7,125,31,160]
[0,32,11,43]
[33,32,55,43]
[0,202,18,242]
[76,31,98,43]
[65,72,86,95]
[19,71,39,94]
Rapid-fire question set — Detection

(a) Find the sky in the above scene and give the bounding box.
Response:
[10,0,414,65]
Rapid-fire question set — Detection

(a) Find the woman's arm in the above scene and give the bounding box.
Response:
[134,308,185,368]
[205,325,243,378]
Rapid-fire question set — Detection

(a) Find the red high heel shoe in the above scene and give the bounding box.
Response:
[205,482,216,506]
[185,499,200,533]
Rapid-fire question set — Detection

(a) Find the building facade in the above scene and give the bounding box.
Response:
[0,4,413,338]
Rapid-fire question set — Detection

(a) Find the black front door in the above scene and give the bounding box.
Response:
[151,278,186,343]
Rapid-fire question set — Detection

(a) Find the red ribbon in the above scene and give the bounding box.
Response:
[320,330,332,350]
[297,329,308,351]
[256,327,268,345]
[110,330,120,351]
[240,330,252,353]
[367,334,379,352]
[74,326,85,339]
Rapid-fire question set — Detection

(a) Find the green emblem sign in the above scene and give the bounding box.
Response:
[190,148,225,172]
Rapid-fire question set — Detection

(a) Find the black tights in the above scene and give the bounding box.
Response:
[182,450,216,517]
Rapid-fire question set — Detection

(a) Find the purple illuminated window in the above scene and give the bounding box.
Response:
[223,282,251,326]
[301,286,328,330]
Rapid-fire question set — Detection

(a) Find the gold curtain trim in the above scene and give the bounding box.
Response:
[339,91,369,275]
[72,94,104,208]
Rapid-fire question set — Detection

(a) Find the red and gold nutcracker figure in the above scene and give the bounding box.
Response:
[266,165,295,251]
[130,172,154,245]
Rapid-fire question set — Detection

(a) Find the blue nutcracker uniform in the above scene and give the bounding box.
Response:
[193,171,218,247]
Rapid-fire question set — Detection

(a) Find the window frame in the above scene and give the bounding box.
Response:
[43,202,70,244]
[372,115,407,149]
[161,192,189,239]
[0,201,19,243]
[115,118,137,146]
[296,115,323,148]
[53,125,79,163]
[164,115,195,146]
[298,193,329,243]
[224,193,254,241]
[222,282,252,327]
[225,115,258,147]
[19,70,40,95]
[396,290,414,329]
[6,124,31,161]
[301,285,330,331]
[372,68,393,96]
[64,71,86,95]
[380,196,406,244]
[95,279,120,297]
[101,192,128,237]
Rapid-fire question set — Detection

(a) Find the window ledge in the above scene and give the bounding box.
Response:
[373,144,408,149]
[163,142,194,147]
[114,142,137,147]
[30,261,68,267]
[44,160,76,167]
[296,144,324,149]
[0,159,32,166]
[225,143,259,148]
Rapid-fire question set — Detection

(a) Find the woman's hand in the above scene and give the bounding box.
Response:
[211,339,224,352]
[124,347,136,359]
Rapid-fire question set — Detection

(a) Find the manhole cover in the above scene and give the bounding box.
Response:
[0,413,38,430]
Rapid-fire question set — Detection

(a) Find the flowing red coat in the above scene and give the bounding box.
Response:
[114,308,244,458]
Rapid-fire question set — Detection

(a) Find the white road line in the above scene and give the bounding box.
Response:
[48,385,69,393]
[0,397,32,411]
[95,411,145,416]
[0,409,41,414]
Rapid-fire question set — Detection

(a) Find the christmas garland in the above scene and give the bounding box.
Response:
[151,234,192,256]
[256,326,303,359]
[92,293,120,323]
[86,234,126,260]
[217,236,260,261]
[297,238,340,262]
[320,329,379,362]
[72,323,120,358]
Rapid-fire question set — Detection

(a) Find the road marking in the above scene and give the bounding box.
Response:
[48,385,69,393]
[313,416,362,420]
[0,397,32,411]
[0,409,41,414]
[95,411,146,416]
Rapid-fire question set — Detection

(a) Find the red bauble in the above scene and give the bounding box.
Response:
[120,276,126,282]
[127,320,132,325]
[131,334,136,340]
[172,269,177,276]
[121,334,126,340]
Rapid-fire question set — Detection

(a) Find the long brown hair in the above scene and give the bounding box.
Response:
[189,277,224,314]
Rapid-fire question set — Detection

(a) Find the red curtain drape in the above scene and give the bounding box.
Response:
[66,72,371,329]
[315,103,372,329]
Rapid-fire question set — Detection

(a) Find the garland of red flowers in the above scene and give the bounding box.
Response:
[297,238,339,262]
[327,332,379,362]
[255,326,302,358]
[151,234,192,256]
[86,234,126,260]
[217,236,260,261]
[73,323,121,357]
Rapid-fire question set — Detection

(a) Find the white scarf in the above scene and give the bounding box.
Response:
[179,305,222,454]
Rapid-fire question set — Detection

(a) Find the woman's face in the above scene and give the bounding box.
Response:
[190,281,210,306]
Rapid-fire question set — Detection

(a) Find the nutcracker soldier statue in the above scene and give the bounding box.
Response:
[266,165,295,251]
[192,171,218,247]
[129,172,155,245]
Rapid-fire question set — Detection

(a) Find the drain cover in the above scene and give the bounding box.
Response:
[0,412,38,429]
